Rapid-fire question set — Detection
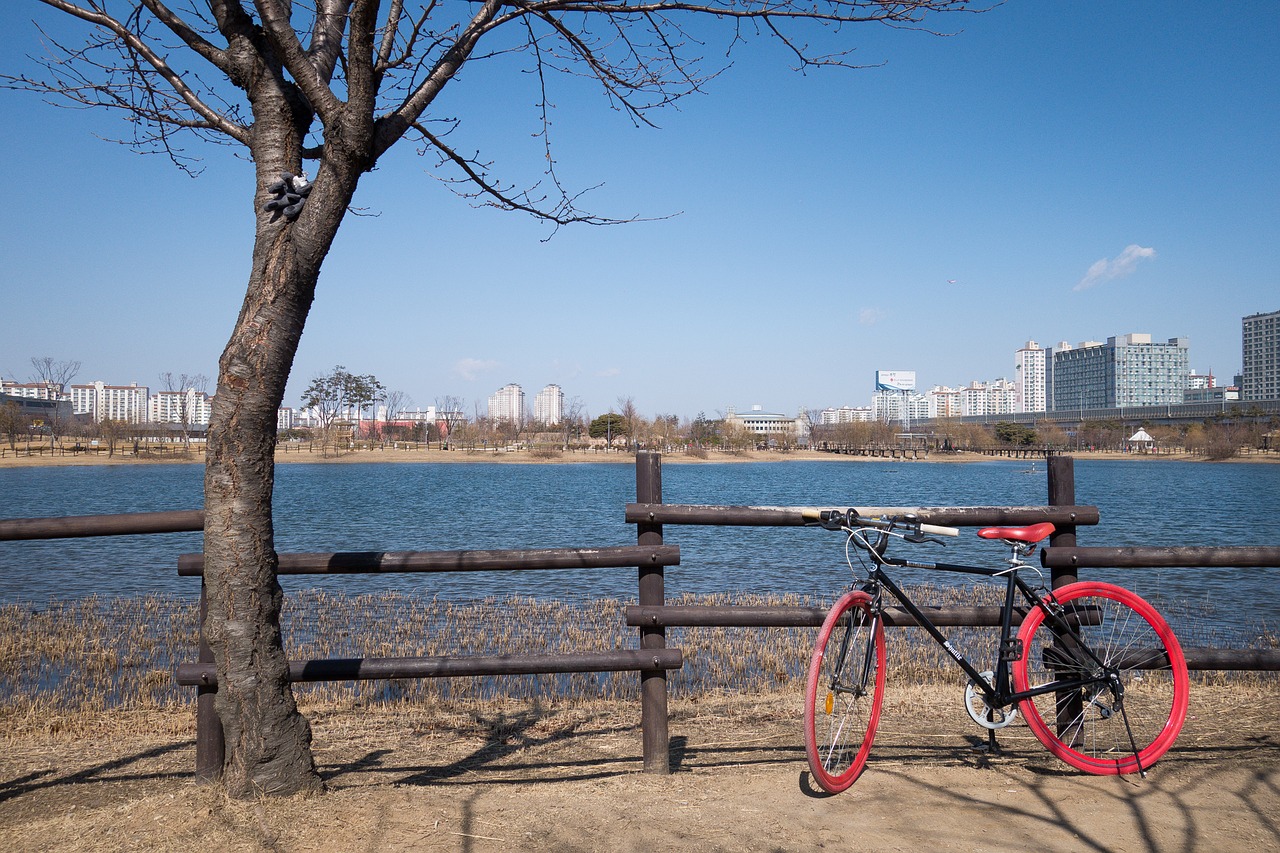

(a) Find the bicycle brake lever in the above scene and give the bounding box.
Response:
[904,532,947,546]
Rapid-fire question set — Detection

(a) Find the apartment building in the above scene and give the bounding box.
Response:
[70,381,150,423]
[150,388,213,426]
[926,386,962,419]
[958,378,1017,418]
[534,384,565,425]
[871,390,930,425]
[487,383,525,424]
[1242,309,1280,401]
[818,405,874,424]
[1014,340,1047,413]
[0,380,61,400]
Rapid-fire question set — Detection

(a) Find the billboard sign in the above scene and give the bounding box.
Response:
[875,370,916,392]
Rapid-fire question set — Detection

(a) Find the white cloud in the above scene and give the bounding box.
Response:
[1075,244,1156,291]
[596,367,621,378]
[453,357,499,381]
[859,308,885,326]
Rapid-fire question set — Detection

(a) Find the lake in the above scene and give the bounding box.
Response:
[1,458,1278,639]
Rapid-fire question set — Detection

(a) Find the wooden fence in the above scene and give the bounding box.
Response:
[2,452,1278,781]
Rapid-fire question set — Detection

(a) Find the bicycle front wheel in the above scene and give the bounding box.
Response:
[804,590,885,793]
[1014,582,1189,775]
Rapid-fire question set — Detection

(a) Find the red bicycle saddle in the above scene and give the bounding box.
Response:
[976,522,1056,543]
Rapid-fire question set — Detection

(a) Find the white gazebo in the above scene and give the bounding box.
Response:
[1128,428,1155,452]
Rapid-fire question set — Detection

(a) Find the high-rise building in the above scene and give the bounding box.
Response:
[926,386,962,419]
[871,390,930,425]
[150,388,213,426]
[533,384,565,425]
[958,379,1017,417]
[70,381,150,423]
[1242,309,1280,401]
[487,383,525,424]
[1014,340,1047,413]
[1050,333,1188,411]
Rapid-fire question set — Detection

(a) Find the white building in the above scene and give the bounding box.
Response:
[389,406,438,423]
[70,381,150,423]
[872,390,930,425]
[150,388,213,426]
[1014,340,1047,413]
[926,386,963,419]
[724,405,810,441]
[0,380,62,400]
[819,406,874,425]
[487,383,525,425]
[277,407,294,431]
[959,379,1018,418]
[534,384,565,425]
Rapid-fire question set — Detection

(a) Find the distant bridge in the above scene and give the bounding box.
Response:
[925,398,1280,428]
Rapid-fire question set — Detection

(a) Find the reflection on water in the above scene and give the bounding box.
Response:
[1,458,1278,638]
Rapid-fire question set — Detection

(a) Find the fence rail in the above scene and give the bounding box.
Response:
[0,509,205,540]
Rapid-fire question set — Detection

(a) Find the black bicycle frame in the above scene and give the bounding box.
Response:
[870,556,1105,708]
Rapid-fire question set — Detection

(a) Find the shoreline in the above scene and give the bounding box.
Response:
[1,446,1278,469]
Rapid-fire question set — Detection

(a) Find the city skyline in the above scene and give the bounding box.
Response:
[3,313,1263,425]
[1,2,1275,421]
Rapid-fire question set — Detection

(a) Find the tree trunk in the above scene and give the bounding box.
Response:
[202,218,323,797]
[202,145,362,795]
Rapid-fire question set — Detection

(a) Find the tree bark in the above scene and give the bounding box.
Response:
[202,105,367,795]
[203,213,323,797]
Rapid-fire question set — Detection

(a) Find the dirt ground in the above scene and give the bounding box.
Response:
[2,685,1276,853]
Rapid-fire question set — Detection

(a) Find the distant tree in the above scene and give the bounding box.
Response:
[589,412,626,444]
[616,396,643,450]
[561,396,586,449]
[651,413,681,451]
[159,372,209,450]
[301,366,383,452]
[95,418,129,458]
[435,396,468,450]
[689,412,712,447]
[1034,419,1069,449]
[0,400,26,450]
[28,356,80,448]
[994,421,1037,446]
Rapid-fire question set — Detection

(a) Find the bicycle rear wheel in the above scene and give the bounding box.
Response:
[804,590,884,792]
[1014,581,1189,775]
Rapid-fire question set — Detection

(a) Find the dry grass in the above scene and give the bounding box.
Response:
[2,587,1276,744]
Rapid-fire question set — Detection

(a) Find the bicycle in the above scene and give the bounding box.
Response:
[801,509,1189,794]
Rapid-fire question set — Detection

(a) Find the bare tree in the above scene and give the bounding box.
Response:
[435,395,468,450]
[159,371,209,450]
[561,395,585,450]
[6,0,979,797]
[28,356,80,448]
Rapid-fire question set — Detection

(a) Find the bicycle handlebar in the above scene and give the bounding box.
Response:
[801,508,961,538]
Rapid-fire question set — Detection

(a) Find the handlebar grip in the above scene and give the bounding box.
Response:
[919,523,960,537]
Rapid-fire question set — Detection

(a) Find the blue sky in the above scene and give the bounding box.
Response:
[1,1,1276,422]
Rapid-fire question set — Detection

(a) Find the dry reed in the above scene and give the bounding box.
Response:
[2,586,1274,738]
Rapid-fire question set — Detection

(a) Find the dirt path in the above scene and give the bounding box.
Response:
[3,688,1277,852]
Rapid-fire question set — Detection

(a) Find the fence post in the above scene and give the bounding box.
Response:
[1046,455,1077,589]
[1045,454,1085,741]
[194,581,224,782]
[635,450,670,774]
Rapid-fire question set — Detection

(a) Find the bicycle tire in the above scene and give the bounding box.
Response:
[1013,581,1189,775]
[804,590,885,792]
